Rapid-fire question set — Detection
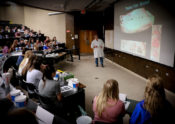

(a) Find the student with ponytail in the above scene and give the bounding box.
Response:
[93,79,125,124]
[38,64,61,102]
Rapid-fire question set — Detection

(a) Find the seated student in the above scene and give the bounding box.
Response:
[34,39,40,50]
[23,29,30,38]
[53,36,60,45]
[37,30,42,37]
[29,38,35,48]
[38,64,61,101]
[16,48,28,67]
[18,50,33,75]
[22,55,37,80]
[24,39,30,48]
[130,75,175,124]
[15,29,21,38]
[12,26,17,33]
[4,26,10,33]
[20,25,25,33]
[7,108,38,124]
[38,64,63,115]
[93,79,125,124]
[26,57,43,87]
[45,40,51,49]
[2,45,8,54]
[44,36,50,43]
[8,39,18,53]
[18,38,25,48]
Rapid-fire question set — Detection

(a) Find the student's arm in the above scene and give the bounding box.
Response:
[129,103,141,124]
[57,93,62,101]
[92,96,97,113]
[56,81,62,101]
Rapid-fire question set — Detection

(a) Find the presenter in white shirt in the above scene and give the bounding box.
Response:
[91,35,104,67]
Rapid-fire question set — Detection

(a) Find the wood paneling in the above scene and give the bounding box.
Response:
[66,14,74,49]
[105,48,175,93]
[79,30,96,53]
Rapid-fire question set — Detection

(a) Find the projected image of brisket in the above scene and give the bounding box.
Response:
[120,8,154,34]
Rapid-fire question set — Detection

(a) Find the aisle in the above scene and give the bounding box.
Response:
[55,55,146,124]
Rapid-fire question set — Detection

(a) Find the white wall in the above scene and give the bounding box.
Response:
[24,6,66,43]
[0,2,24,25]
[0,2,68,43]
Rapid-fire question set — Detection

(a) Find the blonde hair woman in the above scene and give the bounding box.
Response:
[18,50,33,75]
[93,79,125,123]
[21,55,37,80]
[130,75,174,124]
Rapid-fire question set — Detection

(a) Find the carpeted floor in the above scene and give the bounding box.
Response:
[55,55,175,124]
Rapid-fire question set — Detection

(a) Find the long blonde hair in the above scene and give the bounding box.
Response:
[96,79,119,117]
[144,75,165,117]
[22,55,37,78]
[19,50,33,70]
[24,50,33,58]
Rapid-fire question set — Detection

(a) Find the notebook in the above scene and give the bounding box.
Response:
[36,106,54,124]
[119,93,130,110]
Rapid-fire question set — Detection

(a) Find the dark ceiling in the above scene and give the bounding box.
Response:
[1,0,117,12]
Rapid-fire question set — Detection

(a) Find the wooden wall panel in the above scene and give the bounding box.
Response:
[104,48,175,93]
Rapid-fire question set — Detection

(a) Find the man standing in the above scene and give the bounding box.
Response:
[91,35,104,67]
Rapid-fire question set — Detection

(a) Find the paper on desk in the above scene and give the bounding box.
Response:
[119,93,127,102]
[36,106,54,124]
[119,93,130,110]
[61,85,73,93]
[11,52,22,56]
[124,101,130,110]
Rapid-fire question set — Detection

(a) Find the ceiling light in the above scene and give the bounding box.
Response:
[48,12,63,16]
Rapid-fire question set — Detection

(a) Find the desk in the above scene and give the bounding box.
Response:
[66,48,80,62]
[62,87,85,108]
[44,52,67,64]
[2,51,67,72]
[0,84,72,124]
[26,99,72,124]
[60,84,85,124]
[126,98,139,116]
[60,82,85,109]
[0,80,86,123]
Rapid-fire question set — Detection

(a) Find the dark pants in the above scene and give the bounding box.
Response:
[95,57,103,66]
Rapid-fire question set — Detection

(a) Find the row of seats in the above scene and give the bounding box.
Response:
[11,66,82,123]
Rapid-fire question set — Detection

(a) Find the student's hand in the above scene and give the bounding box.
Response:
[6,93,12,101]
[57,93,62,101]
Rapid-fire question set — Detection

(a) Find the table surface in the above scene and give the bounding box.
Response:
[10,50,66,57]
[0,83,82,124]
[1,82,138,115]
